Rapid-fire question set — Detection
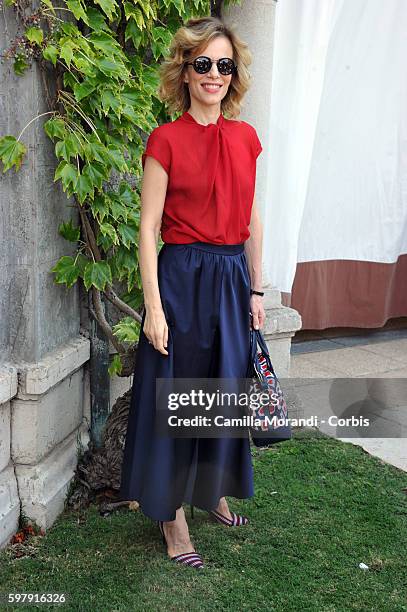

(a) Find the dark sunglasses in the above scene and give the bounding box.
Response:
[185,56,237,76]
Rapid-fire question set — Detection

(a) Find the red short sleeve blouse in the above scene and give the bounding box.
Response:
[142,110,263,244]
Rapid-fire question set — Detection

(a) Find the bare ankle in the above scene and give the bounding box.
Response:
[162,508,194,556]
[216,497,232,518]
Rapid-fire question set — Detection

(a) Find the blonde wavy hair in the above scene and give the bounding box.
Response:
[157,16,254,119]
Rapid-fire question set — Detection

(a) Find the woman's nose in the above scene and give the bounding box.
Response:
[209,62,220,78]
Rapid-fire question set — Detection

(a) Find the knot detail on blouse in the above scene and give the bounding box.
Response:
[180,111,225,131]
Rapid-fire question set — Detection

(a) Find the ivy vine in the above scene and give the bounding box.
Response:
[0,0,240,375]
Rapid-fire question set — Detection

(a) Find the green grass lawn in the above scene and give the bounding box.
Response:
[1,430,406,612]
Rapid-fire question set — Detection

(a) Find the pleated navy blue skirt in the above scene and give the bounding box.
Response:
[119,241,254,521]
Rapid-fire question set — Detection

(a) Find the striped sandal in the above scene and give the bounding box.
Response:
[158,520,204,570]
[208,508,249,527]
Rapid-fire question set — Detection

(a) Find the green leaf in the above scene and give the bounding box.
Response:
[89,32,121,56]
[109,198,127,221]
[75,253,89,276]
[72,56,96,77]
[119,285,144,310]
[127,207,140,225]
[51,255,80,288]
[97,58,125,78]
[152,26,172,44]
[58,219,81,242]
[83,162,108,189]
[44,118,67,141]
[127,53,142,75]
[66,0,89,23]
[106,146,128,172]
[74,79,97,102]
[125,19,142,48]
[108,353,122,376]
[118,181,135,206]
[55,136,79,162]
[0,136,26,172]
[99,222,119,245]
[86,7,110,31]
[101,89,121,115]
[76,34,93,55]
[76,173,94,203]
[121,105,138,123]
[126,267,138,293]
[94,0,117,20]
[114,245,138,272]
[171,0,184,16]
[118,222,137,249]
[67,133,82,155]
[60,22,80,37]
[121,87,148,107]
[141,65,160,95]
[54,161,78,191]
[112,316,140,342]
[43,45,58,66]
[136,0,152,18]
[63,71,77,90]
[25,27,44,46]
[97,232,114,251]
[13,54,29,76]
[60,41,76,67]
[151,39,168,61]
[83,140,108,164]
[90,193,109,221]
[124,2,145,29]
[83,260,112,290]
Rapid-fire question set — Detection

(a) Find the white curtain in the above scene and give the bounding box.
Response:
[263,0,407,293]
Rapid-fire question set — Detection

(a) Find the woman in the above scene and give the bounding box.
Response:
[120,15,265,570]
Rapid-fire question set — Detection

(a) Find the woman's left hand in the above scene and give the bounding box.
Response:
[250,294,266,330]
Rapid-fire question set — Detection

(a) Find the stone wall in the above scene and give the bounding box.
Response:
[0,6,131,549]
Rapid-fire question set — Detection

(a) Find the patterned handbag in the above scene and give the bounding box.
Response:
[245,328,292,447]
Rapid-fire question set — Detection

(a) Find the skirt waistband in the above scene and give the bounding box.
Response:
[162,241,245,255]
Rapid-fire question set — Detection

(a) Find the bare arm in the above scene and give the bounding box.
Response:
[245,193,263,291]
[138,156,169,355]
[244,193,266,330]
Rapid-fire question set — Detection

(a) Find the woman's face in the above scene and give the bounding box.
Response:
[183,36,234,109]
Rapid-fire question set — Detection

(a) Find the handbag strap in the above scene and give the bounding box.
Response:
[247,328,278,378]
[246,329,257,377]
[253,329,277,377]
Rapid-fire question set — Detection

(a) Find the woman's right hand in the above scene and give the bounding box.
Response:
[143,306,169,355]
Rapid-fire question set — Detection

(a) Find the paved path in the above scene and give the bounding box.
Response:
[288,334,407,472]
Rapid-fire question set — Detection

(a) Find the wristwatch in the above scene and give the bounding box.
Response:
[250,289,264,296]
